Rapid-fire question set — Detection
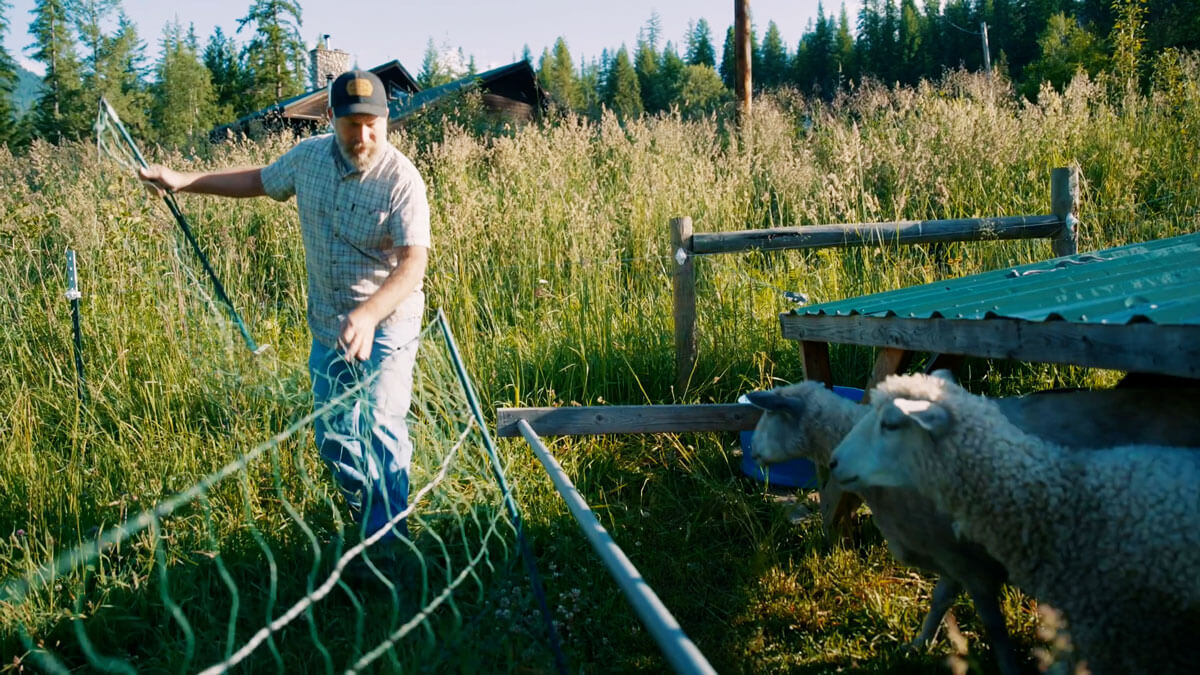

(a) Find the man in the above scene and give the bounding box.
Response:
[140,69,431,553]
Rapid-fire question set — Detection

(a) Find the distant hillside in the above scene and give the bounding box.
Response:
[13,64,42,114]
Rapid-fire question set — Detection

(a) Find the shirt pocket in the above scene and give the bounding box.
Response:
[336,205,393,264]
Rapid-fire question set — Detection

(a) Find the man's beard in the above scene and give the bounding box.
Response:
[338,138,380,171]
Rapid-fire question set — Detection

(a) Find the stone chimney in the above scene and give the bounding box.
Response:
[310,35,352,91]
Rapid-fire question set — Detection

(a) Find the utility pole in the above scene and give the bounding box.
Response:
[980,22,992,75]
[735,0,751,121]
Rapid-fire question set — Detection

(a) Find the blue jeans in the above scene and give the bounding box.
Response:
[309,324,419,543]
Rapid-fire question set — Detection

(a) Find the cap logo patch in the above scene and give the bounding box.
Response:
[346,78,374,97]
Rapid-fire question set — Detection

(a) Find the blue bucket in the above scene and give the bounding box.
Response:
[739,385,864,488]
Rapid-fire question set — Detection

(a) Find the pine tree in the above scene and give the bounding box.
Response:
[835,4,858,85]
[29,0,88,141]
[0,0,19,146]
[939,0,976,73]
[152,20,218,147]
[633,37,659,112]
[579,55,603,118]
[602,46,641,119]
[795,6,837,96]
[759,21,788,89]
[204,27,247,119]
[418,37,453,88]
[539,37,580,110]
[656,42,686,112]
[237,0,306,109]
[880,0,901,81]
[897,0,924,83]
[720,26,736,89]
[718,24,761,90]
[812,7,838,94]
[101,11,151,137]
[67,1,148,134]
[686,18,716,67]
[68,0,118,88]
[641,11,662,51]
[920,0,941,78]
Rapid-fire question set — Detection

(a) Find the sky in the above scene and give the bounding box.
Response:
[6,0,862,78]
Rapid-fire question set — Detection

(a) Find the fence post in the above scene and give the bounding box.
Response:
[671,217,696,394]
[1051,166,1079,257]
[65,249,87,403]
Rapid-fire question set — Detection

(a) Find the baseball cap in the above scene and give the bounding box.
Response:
[329,69,388,118]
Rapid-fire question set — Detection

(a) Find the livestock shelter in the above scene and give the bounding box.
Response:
[779,230,1200,390]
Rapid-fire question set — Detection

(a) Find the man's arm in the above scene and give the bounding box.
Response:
[338,245,430,361]
[138,165,266,198]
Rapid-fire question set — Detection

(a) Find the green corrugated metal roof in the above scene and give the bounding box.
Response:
[793,231,1200,326]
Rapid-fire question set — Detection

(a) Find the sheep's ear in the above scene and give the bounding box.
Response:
[744,390,805,417]
[893,398,952,435]
[929,369,958,385]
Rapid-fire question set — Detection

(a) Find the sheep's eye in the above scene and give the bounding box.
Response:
[880,420,904,431]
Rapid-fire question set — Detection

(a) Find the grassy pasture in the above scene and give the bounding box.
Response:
[1,62,1199,672]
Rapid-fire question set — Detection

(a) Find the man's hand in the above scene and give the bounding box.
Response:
[338,308,380,362]
[138,165,185,197]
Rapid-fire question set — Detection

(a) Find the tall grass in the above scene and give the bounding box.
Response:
[2,60,1198,672]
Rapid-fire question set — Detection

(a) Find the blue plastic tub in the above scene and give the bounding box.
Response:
[739,385,865,488]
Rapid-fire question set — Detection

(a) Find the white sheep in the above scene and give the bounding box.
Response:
[828,373,1200,675]
[747,382,1020,675]
[747,379,1200,673]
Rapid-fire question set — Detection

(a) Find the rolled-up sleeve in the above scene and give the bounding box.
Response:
[389,172,432,249]
[260,141,305,201]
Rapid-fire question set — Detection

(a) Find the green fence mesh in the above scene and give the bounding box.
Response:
[0,315,551,672]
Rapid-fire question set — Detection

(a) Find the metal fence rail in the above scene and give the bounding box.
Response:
[515,419,718,675]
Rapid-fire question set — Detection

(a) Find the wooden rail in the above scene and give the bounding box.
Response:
[671,167,1080,388]
[691,214,1064,254]
[779,315,1200,380]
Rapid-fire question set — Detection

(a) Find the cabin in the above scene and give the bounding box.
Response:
[212,37,544,140]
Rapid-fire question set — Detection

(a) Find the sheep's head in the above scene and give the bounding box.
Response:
[746,381,869,469]
[829,393,952,493]
[745,384,821,466]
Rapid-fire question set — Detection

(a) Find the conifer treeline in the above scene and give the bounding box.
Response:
[2,0,305,149]
[544,1,1198,119]
[0,0,1196,150]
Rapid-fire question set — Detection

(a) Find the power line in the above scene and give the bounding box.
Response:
[946,20,981,36]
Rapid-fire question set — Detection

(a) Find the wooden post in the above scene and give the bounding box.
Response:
[1051,166,1079,257]
[862,347,913,403]
[671,217,696,394]
[924,353,965,376]
[800,341,833,387]
[735,0,752,122]
[980,22,992,75]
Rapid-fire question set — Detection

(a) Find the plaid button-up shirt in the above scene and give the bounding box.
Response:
[261,135,432,348]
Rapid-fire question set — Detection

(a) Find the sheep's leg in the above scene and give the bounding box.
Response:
[961,580,1023,675]
[818,480,863,540]
[909,577,960,649]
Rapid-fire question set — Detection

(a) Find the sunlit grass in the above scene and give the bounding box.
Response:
[1,61,1198,671]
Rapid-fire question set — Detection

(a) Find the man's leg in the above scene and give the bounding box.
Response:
[360,324,420,543]
[310,339,371,526]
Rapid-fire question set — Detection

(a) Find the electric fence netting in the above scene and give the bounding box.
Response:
[0,309,568,672]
